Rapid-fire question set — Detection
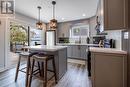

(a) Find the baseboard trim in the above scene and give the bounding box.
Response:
[68,57,87,61]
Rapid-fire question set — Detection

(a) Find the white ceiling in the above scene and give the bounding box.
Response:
[15,0,99,23]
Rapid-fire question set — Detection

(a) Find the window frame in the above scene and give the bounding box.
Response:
[70,25,90,38]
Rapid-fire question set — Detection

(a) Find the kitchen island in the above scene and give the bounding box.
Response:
[25,45,68,81]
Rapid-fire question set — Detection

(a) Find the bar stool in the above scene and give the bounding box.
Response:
[28,54,57,87]
[15,52,41,87]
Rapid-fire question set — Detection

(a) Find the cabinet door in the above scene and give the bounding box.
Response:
[80,46,88,60]
[104,0,128,30]
[67,46,72,58]
[91,53,127,87]
[72,45,81,59]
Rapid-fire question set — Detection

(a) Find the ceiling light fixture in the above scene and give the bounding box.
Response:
[49,1,57,30]
[62,18,65,20]
[36,6,43,30]
[82,14,86,17]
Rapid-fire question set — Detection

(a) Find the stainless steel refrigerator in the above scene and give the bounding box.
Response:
[45,30,56,46]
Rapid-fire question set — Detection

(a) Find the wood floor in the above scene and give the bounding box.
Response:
[0,63,91,87]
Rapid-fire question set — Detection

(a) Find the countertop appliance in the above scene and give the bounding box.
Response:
[93,36,106,44]
[104,39,115,48]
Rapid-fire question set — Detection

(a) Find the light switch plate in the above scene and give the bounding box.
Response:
[124,32,128,39]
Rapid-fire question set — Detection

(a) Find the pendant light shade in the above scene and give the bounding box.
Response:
[36,22,43,29]
[49,1,57,29]
[49,19,57,29]
[36,6,43,30]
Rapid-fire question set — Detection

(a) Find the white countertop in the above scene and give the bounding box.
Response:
[24,45,67,52]
[57,43,99,46]
[90,47,127,55]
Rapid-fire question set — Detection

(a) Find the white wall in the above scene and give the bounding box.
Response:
[105,30,122,50]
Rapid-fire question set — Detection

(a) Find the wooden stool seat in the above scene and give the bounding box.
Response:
[28,54,57,87]
[20,52,30,56]
[32,54,53,61]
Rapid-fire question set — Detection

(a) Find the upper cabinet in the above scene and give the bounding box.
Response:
[97,0,128,30]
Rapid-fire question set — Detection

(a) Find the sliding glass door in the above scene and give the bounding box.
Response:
[9,22,29,66]
[9,21,44,67]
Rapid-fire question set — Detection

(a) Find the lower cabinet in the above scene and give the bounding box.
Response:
[67,45,88,60]
[72,45,81,59]
[80,46,88,59]
[67,46,72,58]
[91,51,127,87]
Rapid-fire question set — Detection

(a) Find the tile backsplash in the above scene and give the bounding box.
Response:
[69,30,122,50]
[105,30,122,50]
[69,37,89,44]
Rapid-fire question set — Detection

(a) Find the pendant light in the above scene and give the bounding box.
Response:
[36,6,43,29]
[49,1,57,30]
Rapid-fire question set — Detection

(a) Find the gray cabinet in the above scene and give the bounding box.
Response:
[91,51,127,87]
[67,46,72,58]
[72,45,81,58]
[97,0,128,30]
[67,45,88,60]
[80,46,88,59]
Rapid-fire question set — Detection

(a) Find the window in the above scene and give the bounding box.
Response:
[70,25,89,38]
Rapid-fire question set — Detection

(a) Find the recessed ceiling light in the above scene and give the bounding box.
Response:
[62,18,65,20]
[82,14,86,17]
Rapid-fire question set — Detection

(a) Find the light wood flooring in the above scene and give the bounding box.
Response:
[9,52,19,67]
[0,62,91,87]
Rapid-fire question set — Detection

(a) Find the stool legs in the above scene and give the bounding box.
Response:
[15,55,21,82]
[25,57,31,87]
[28,56,57,87]
[43,60,47,87]
[28,59,35,87]
[37,62,41,76]
[42,62,44,77]
[52,58,57,84]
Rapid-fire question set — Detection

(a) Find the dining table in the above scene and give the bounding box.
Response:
[23,45,68,87]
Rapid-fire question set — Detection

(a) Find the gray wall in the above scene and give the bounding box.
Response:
[12,12,39,28]
[57,16,97,40]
